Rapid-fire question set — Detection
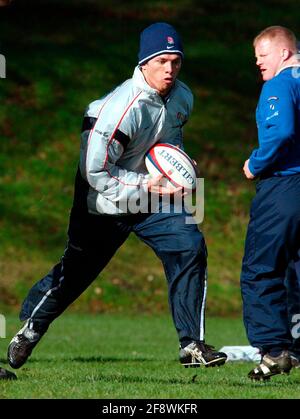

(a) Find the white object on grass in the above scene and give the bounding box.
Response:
[219,346,261,362]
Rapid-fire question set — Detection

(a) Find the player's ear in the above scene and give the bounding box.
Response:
[281,48,290,60]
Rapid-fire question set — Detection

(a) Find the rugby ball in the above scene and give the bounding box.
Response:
[145,143,197,191]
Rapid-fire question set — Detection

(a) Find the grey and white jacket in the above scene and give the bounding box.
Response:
[79,66,193,215]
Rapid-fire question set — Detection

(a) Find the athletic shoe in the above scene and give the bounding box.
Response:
[179,341,227,368]
[290,355,300,369]
[0,367,17,380]
[7,321,42,369]
[248,350,292,381]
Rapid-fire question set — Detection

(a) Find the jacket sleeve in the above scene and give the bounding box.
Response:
[84,91,150,205]
[179,89,193,150]
[161,83,194,150]
[248,79,296,176]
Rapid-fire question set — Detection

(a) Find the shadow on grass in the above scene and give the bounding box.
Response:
[9,355,167,364]
[71,369,300,387]
[29,356,158,363]
[83,373,194,386]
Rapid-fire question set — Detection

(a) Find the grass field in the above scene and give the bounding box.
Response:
[1,2,300,400]
[1,314,300,399]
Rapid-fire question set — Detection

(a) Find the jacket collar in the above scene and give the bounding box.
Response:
[275,63,300,76]
[133,66,157,95]
[132,65,177,98]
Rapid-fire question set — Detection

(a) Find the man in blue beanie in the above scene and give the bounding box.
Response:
[241,25,300,380]
[8,22,227,371]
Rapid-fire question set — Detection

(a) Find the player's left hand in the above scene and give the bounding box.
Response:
[243,159,255,180]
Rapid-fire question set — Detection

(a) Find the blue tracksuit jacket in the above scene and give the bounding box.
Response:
[249,66,300,177]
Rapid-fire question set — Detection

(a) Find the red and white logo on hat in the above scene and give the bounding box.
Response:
[167,36,174,45]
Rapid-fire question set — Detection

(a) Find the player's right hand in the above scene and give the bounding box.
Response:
[147,174,183,195]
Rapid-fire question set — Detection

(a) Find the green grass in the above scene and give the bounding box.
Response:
[1,314,300,399]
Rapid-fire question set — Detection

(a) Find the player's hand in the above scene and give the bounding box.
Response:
[147,174,184,195]
[243,159,255,180]
[175,144,198,169]
[175,144,199,175]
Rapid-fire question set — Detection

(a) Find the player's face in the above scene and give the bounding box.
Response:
[141,54,182,96]
[255,38,284,81]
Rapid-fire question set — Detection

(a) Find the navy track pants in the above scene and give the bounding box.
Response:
[241,174,300,354]
[20,204,207,344]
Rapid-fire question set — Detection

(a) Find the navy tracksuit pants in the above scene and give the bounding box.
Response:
[241,174,300,354]
[286,261,300,357]
[20,187,207,345]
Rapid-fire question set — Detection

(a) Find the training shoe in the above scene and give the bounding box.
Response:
[0,367,17,380]
[290,355,300,369]
[179,341,227,368]
[248,350,292,381]
[7,321,42,369]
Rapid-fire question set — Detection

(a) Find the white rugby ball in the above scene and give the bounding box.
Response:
[145,143,197,191]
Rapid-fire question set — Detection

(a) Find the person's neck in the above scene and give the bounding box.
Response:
[276,56,300,75]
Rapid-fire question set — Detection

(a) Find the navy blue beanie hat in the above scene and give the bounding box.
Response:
[138,22,184,65]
